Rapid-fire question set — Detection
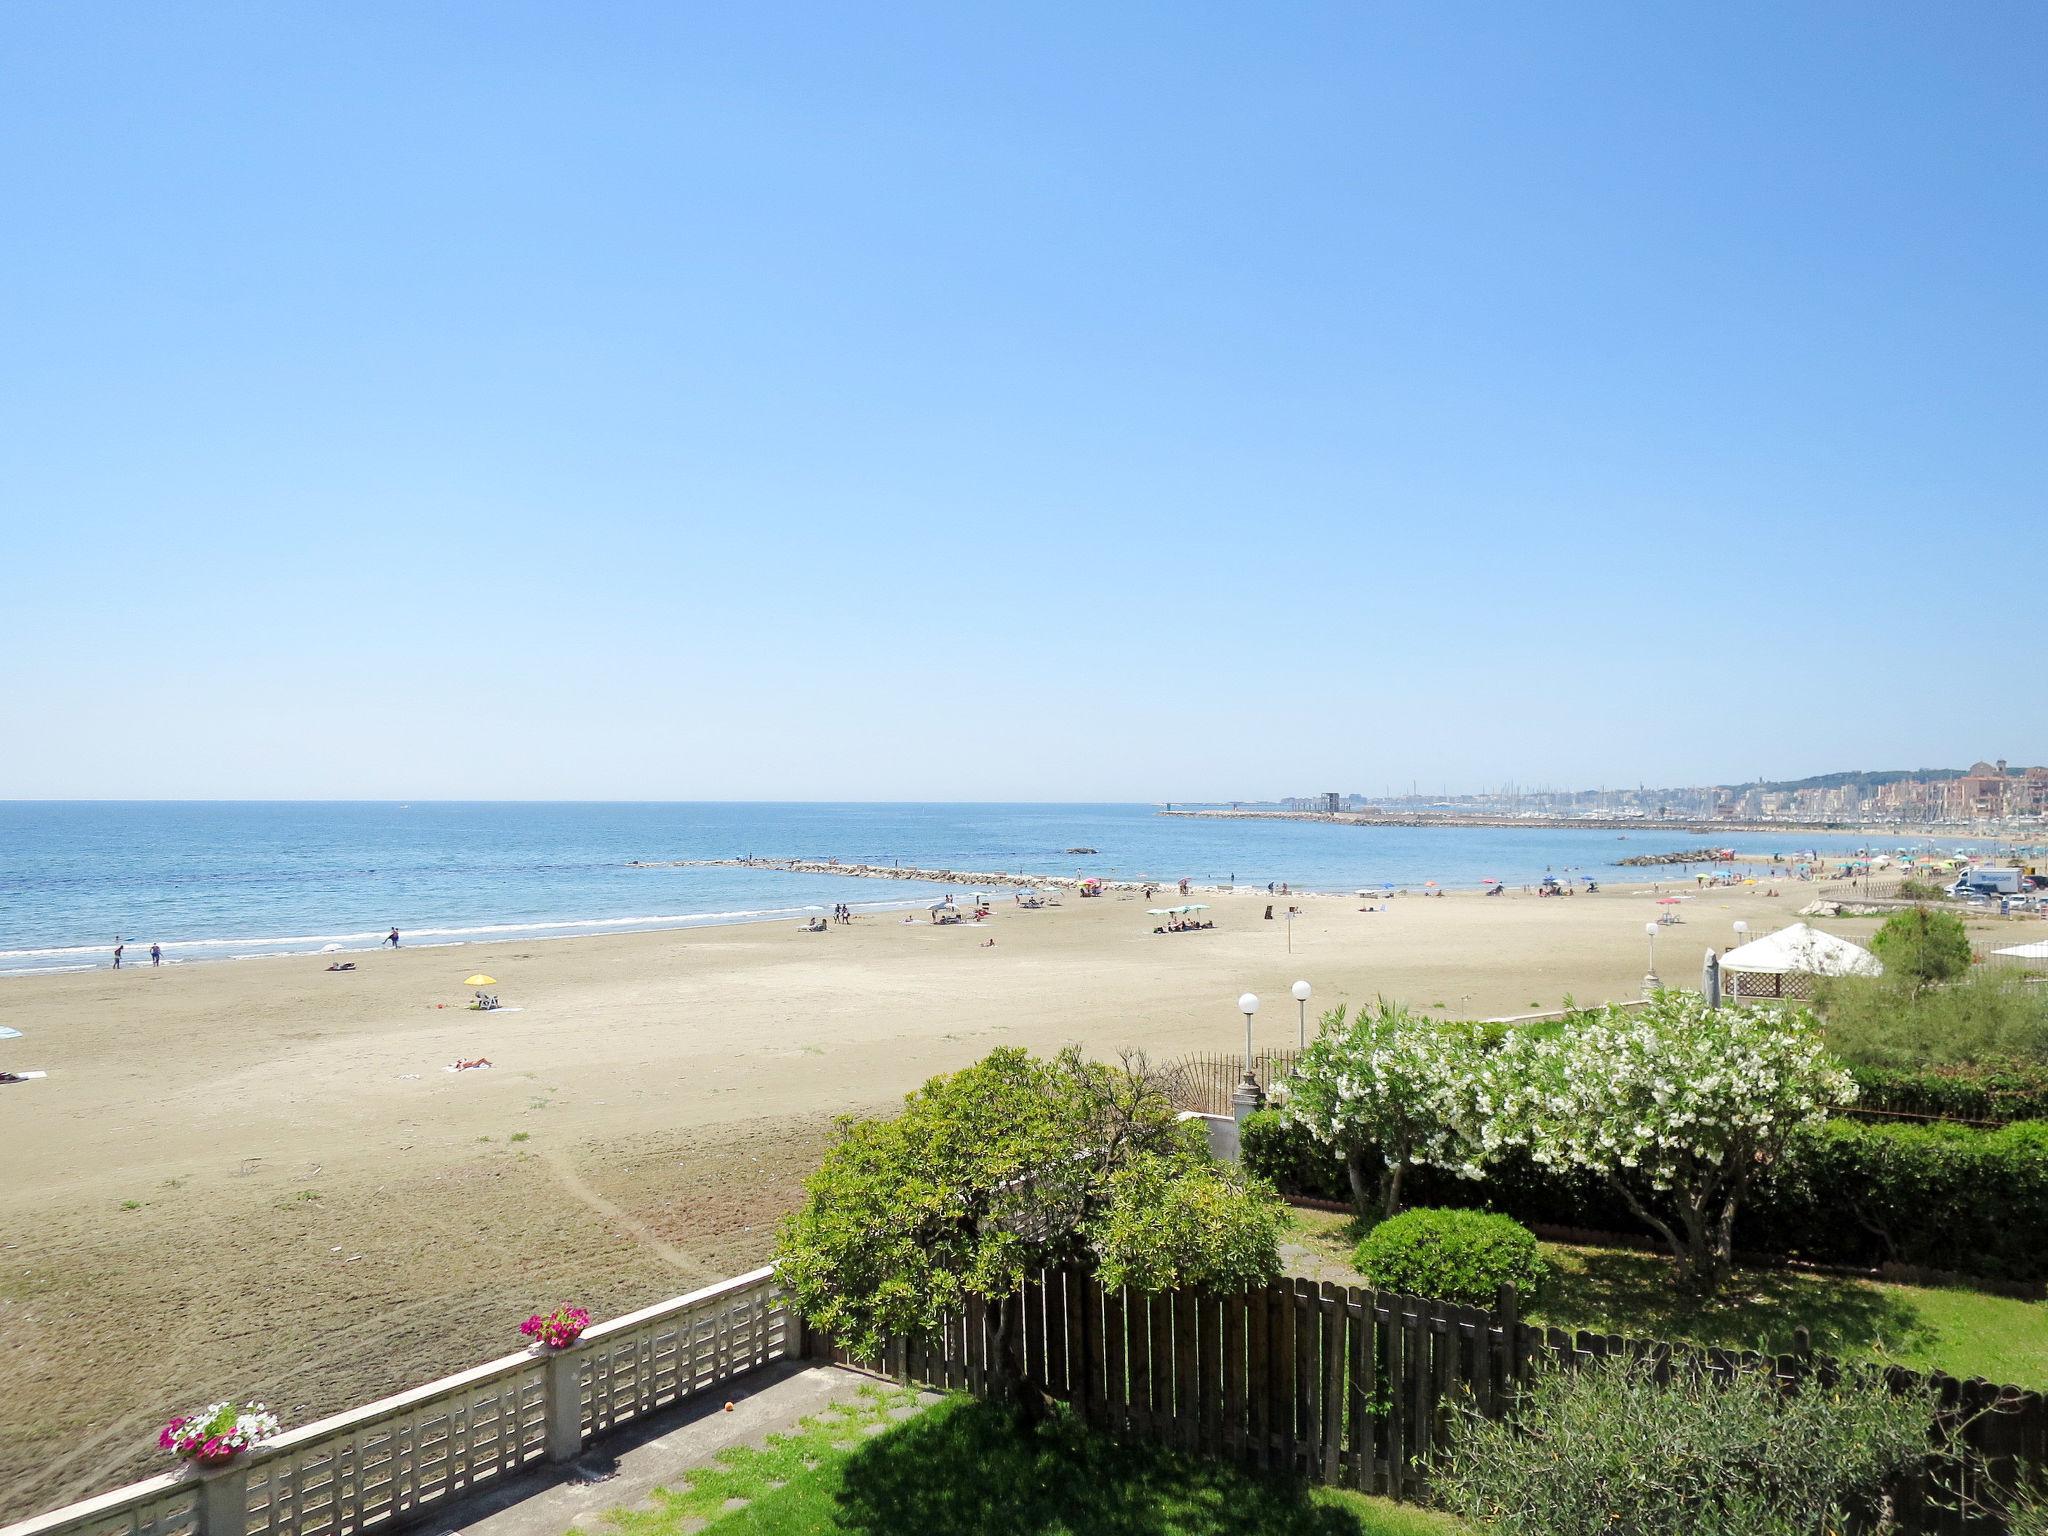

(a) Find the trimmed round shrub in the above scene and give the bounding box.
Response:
[1354,1207,1547,1307]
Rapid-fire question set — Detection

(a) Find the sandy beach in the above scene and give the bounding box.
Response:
[3,884,2040,1512]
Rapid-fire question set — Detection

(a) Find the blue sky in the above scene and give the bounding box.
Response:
[4,3,2043,800]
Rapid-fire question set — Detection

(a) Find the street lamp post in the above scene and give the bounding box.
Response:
[1729,921,1748,1004]
[1230,992,1264,1128]
[1291,979,1312,1050]
[1643,920,1661,997]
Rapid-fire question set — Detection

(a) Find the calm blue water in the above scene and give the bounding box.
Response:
[0,803,1933,975]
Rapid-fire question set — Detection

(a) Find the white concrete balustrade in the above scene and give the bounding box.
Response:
[1,1269,797,1536]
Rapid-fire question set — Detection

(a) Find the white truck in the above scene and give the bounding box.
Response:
[1951,867,2025,898]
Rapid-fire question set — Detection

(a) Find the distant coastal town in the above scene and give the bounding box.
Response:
[1167,757,2048,836]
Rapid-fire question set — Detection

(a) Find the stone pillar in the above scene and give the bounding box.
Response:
[788,1304,810,1360]
[195,1466,249,1536]
[1641,971,1661,998]
[543,1349,584,1463]
[1230,1072,1265,1131]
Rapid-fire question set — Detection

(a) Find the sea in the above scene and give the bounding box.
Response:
[0,802,1953,977]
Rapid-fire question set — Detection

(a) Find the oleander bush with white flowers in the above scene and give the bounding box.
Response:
[1483,992,1855,1293]
[1275,991,1867,1294]
[1284,1002,1494,1222]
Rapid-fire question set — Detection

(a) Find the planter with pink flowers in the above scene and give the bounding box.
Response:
[521,1304,591,1350]
[159,1402,280,1466]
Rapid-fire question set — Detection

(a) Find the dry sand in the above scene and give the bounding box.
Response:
[2,884,2038,1512]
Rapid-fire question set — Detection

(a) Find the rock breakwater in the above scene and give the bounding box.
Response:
[1615,847,1728,868]
[628,857,1156,892]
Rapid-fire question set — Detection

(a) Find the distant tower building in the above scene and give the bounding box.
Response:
[1322,791,1340,814]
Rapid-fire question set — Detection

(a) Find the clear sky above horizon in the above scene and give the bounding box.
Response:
[5,3,2043,801]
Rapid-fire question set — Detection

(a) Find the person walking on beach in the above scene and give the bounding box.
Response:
[387,926,401,949]
[150,943,162,967]
[113,942,124,969]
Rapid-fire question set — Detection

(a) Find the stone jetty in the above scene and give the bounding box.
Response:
[628,857,1158,892]
[1615,847,1728,867]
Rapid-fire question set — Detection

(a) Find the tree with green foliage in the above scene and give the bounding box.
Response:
[1282,1002,1492,1222]
[1485,991,1854,1294]
[1870,906,1974,987]
[1816,965,2048,1070]
[775,1046,1280,1418]
[1091,1154,1287,1293]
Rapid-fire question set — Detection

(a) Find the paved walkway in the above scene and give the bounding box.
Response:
[437,1363,884,1536]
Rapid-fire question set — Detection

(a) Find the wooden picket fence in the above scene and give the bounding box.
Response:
[823,1270,2048,1534]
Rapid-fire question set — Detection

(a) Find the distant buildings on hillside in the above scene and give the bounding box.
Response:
[1262,760,2047,827]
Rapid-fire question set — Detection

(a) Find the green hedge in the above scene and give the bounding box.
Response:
[1243,1110,2048,1281]
[1744,1120,2048,1280]
[1354,1208,1547,1307]
[1849,1062,2048,1123]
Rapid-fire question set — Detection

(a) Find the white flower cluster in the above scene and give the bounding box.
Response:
[1286,1005,1490,1179]
[1285,992,1855,1202]
[1482,994,1854,1193]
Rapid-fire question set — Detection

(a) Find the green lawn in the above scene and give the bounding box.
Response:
[605,1384,1468,1536]
[1287,1208,2048,1388]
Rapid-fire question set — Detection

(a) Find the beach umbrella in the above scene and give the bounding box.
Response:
[464,974,496,987]
[1185,903,1209,912]
[1703,949,1722,1009]
[1424,881,1438,888]
[1656,897,1681,905]
[1146,909,1173,916]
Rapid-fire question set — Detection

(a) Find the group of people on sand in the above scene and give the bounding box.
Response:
[1154,916,1215,934]
[111,941,163,969]
[803,904,871,932]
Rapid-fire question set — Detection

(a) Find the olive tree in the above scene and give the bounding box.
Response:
[1486,992,1854,1293]
[1282,1002,1492,1221]
[775,1046,1279,1417]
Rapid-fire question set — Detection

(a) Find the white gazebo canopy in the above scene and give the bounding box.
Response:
[1722,922,1882,976]
[1720,923,1881,1001]
[1994,940,2048,961]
